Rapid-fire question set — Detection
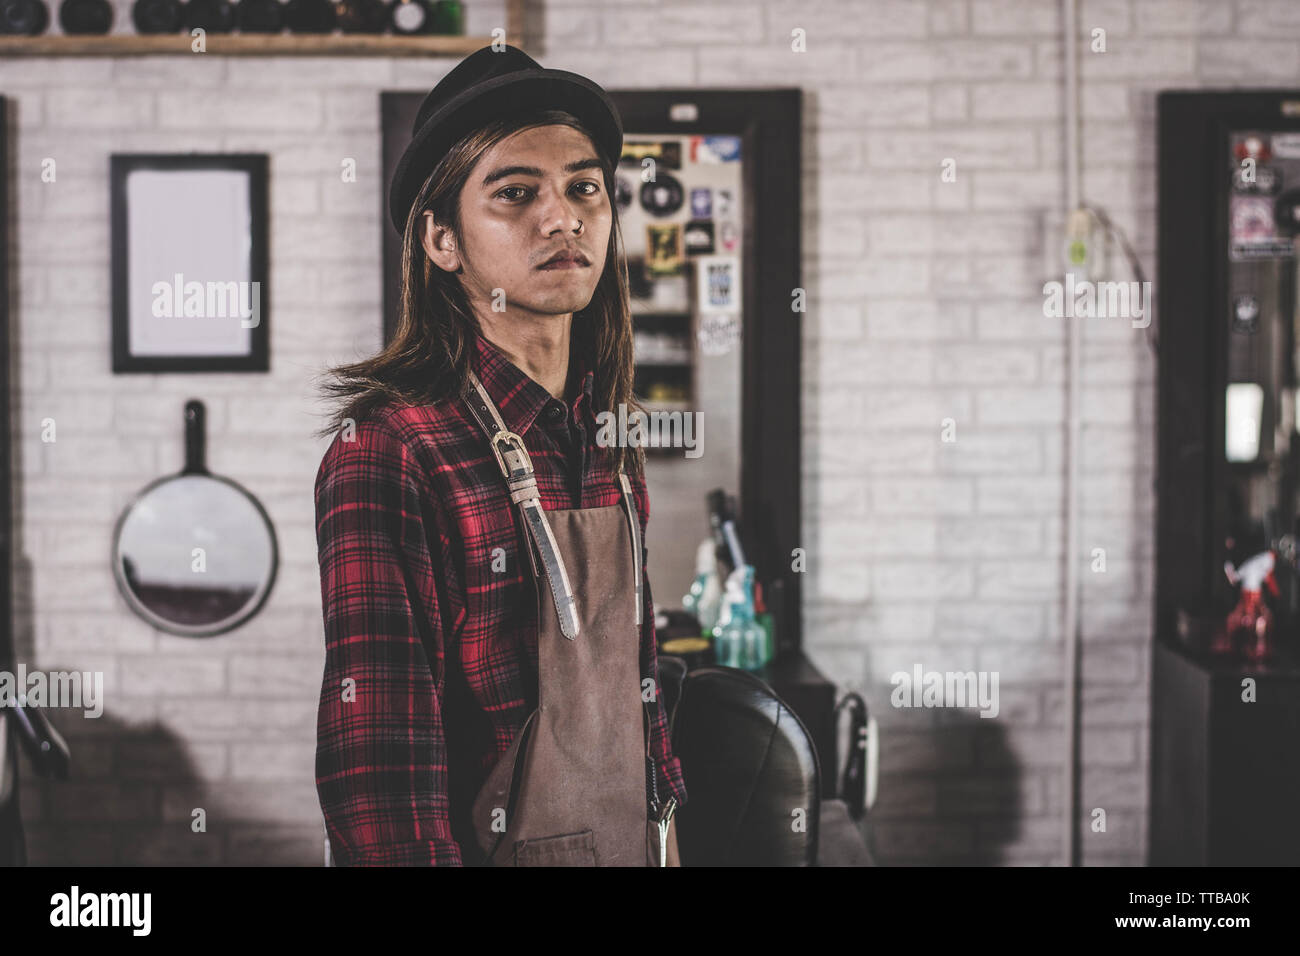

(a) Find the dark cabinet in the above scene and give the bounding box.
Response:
[1150,638,1300,865]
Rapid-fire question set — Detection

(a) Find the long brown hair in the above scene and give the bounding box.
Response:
[313,108,646,479]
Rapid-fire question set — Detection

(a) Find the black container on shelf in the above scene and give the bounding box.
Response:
[282,0,334,33]
[234,0,282,32]
[387,0,432,35]
[0,0,50,34]
[336,0,385,33]
[183,0,235,32]
[132,0,182,33]
[58,0,111,33]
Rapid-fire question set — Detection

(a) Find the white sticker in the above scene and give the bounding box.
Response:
[1272,133,1300,158]
[698,313,740,356]
[695,255,739,313]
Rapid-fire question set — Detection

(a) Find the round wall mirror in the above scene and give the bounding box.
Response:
[112,400,278,636]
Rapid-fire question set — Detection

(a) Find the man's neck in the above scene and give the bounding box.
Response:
[476,313,573,402]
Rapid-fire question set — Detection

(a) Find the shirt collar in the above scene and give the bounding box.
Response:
[470,332,594,436]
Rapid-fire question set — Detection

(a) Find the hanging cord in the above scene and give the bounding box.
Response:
[1079,202,1157,355]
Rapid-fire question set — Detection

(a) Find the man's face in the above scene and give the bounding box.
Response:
[425,125,612,320]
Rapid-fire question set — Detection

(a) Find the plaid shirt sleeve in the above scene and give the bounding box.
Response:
[631,471,689,810]
[314,416,463,866]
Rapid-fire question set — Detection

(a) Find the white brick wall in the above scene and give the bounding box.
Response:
[797,0,1293,868]
[2,0,1291,866]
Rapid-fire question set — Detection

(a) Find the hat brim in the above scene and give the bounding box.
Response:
[388,69,624,236]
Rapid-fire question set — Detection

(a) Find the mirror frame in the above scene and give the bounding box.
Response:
[1,96,12,678]
[110,473,280,638]
[1157,90,1300,644]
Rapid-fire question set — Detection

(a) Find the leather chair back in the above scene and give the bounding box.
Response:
[666,664,821,866]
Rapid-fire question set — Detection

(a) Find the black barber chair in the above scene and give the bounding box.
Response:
[657,658,872,866]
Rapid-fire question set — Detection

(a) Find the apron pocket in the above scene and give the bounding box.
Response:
[512,829,597,867]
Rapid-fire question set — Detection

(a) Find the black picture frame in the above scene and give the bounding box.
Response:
[380,88,804,654]
[110,154,269,373]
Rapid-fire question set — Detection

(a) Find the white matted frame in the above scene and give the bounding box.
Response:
[111,154,269,373]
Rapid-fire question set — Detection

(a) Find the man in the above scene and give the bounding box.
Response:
[312,44,686,866]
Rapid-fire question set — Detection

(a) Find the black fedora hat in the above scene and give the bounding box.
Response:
[387,44,624,237]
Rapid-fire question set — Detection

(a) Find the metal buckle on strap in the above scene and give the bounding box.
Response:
[463,367,590,640]
[489,429,533,480]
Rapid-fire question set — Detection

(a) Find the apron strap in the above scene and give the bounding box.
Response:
[617,473,643,627]
[464,369,581,640]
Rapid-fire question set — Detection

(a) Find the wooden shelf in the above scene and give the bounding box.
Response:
[0,33,508,56]
[640,400,694,415]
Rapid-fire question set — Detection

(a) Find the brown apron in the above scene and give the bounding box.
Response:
[461,369,679,867]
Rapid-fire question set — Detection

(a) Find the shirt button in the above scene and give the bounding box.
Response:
[549,405,563,420]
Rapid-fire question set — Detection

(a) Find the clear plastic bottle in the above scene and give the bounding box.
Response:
[711,565,766,671]
[682,539,723,635]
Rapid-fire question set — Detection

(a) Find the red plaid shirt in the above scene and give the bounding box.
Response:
[314,332,687,866]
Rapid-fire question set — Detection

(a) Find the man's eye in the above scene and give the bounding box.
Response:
[497,182,600,201]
